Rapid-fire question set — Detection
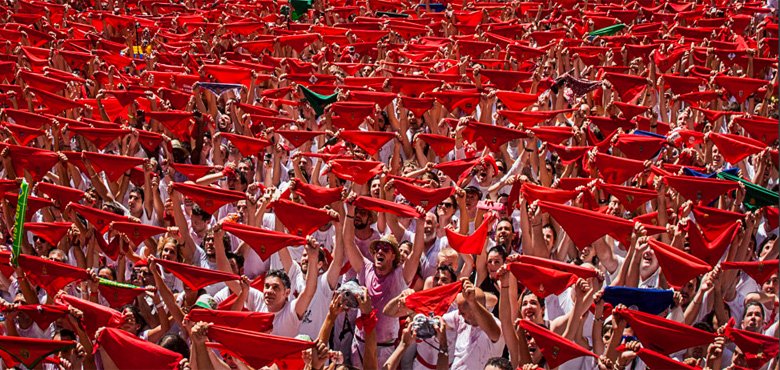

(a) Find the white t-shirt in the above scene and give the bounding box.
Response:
[291,264,334,340]
[213,286,302,338]
[441,310,504,370]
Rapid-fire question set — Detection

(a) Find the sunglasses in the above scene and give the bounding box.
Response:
[440,202,454,208]
[373,243,394,253]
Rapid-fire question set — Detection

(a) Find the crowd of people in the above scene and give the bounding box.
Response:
[0,0,777,368]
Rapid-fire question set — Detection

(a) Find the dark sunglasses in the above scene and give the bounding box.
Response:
[440,202,454,208]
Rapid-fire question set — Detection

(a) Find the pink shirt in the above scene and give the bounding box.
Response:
[356,257,406,343]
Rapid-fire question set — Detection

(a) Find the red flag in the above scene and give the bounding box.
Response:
[647,238,711,289]
[547,143,593,164]
[508,263,579,298]
[594,152,646,185]
[518,319,597,368]
[110,222,167,246]
[463,121,527,152]
[725,320,780,368]
[614,134,666,161]
[434,158,480,181]
[67,127,130,150]
[596,182,657,210]
[170,163,217,182]
[98,283,149,308]
[604,72,648,102]
[83,152,146,182]
[68,203,129,234]
[405,281,463,316]
[170,183,246,214]
[393,180,455,211]
[220,133,271,157]
[514,255,600,279]
[734,116,779,144]
[663,175,739,204]
[445,213,495,254]
[416,134,456,157]
[714,75,768,103]
[708,133,765,164]
[206,325,314,369]
[339,130,396,156]
[721,260,779,285]
[221,222,308,260]
[494,91,540,110]
[96,327,183,370]
[328,159,384,184]
[57,294,123,339]
[517,182,579,204]
[288,178,342,208]
[145,111,194,141]
[276,130,325,149]
[352,196,422,219]
[614,307,716,354]
[17,254,89,295]
[635,348,698,370]
[272,199,335,236]
[0,335,75,368]
[29,87,84,113]
[1,304,68,329]
[2,144,60,182]
[24,222,72,246]
[691,205,744,240]
[155,259,240,291]
[34,182,84,210]
[329,102,376,127]
[186,309,274,332]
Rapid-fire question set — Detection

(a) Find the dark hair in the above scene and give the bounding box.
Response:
[266,269,291,289]
[521,289,545,308]
[119,304,147,334]
[158,334,190,359]
[98,265,117,280]
[191,204,212,221]
[497,217,515,232]
[130,186,145,202]
[54,328,76,341]
[542,223,557,240]
[744,301,765,319]
[484,357,512,370]
[226,252,244,270]
[487,246,508,261]
[437,264,457,282]
[693,321,715,333]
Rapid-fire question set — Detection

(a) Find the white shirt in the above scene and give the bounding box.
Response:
[213,286,302,338]
[441,310,504,370]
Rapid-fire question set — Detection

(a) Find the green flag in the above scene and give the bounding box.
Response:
[11,179,29,266]
[300,85,337,118]
[588,23,627,37]
[290,0,312,20]
[98,278,143,290]
[717,172,779,210]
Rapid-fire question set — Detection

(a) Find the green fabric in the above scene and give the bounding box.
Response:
[98,278,142,289]
[300,85,337,117]
[290,0,312,20]
[588,23,627,37]
[11,179,29,266]
[717,172,779,210]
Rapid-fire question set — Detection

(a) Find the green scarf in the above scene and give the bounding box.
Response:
[300,85,337,117]
[717,172,779,210]
[589,23,627,37]
[290,0,312,20]
[11,179,29,266]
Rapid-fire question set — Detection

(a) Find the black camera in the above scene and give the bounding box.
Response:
[336,280,363,309]
[410,314,440,339]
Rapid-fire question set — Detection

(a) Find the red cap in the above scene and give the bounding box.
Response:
[170,182,246,215]
[445,213,496,254]
[96,327,183,370]
[221,222,308,260]
[405,281,463,316]
[272,199,336,236]
[518,319,597,368]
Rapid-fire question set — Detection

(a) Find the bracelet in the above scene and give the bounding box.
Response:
[438,348,448,355]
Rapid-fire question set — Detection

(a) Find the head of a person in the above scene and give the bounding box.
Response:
[687,321,714,359]
[300,246,327,275]
[226,252,243,275]
[369,235,400,275]
[128,187,145,215]
[486,246,507,279]
[741,301,765,332]
[157,237,182,262]
[98,265,116,281]
[455,286,487,326]
[495,218,515,246]
[190,205,212,233]
[484,357,512,370]
[132,260,153,286]
[47,248,67,263]
[437,195,456,218]
[423,212,438,243]
[119,304,145,335]
[353,207,375,230]
[263,269,292,312]
[762,272,778,296]
[639,244,659,280]
[158,334,190,359]
[33,236,53,257]
[398,241,413,265]
[437,247,458,269]
[519,289,545,323]
[464,186,482,208]
[541,224,556,250]
[679,277,699,307]
[12,292,33,329]
[369,177,382,198]
[433,265,457,287]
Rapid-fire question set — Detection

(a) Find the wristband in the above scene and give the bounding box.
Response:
[355,309,378,334]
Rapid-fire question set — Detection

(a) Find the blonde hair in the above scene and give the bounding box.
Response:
[156,236,183,262]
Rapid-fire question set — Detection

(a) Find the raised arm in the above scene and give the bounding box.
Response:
[403,210,426,284]
[462,279,501,342]
[293,237,321,320]
[343,199,366,274]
